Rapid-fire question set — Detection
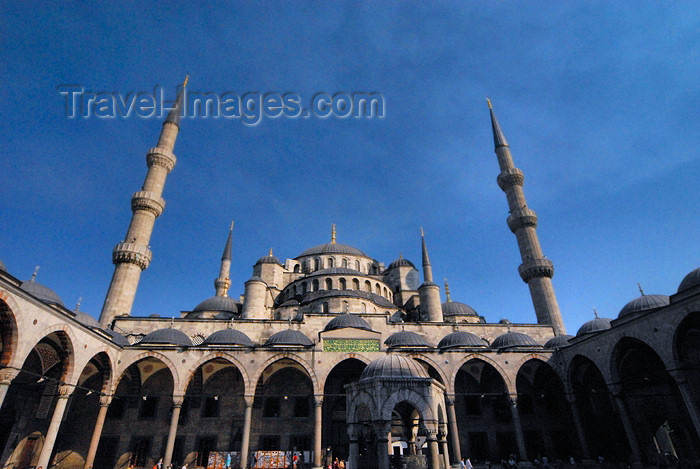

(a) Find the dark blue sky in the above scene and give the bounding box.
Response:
[1,2,698,334]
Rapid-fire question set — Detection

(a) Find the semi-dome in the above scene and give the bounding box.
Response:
[438,331,488,349]
[140,328,192,346]
[205,329,254,347]
[192,296,239,314]
[491,331,540,349]
[384,331,431,348]
[74,310,100,328]
[576,317,612,336]
[360,354,429,381]
[324,314,372,332]
[103,329,130,347]
[387,257,415,269]
[298,243,366,258]
[264,329,314,347]
[441,301,478,317]
[618,294,670,318]
[21,279,64,306]
[678,267,700,293]
[544,335,574,349]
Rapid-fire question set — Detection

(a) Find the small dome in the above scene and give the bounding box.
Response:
[678,267,700,292]
[544,335,574,349]
[205,329,255,347]
[384,331,431,348]
[193,296,239,314]
[618,294,670,318]
[149,313,161,318]
[298,243,366,257]
[324,314,372,332]
[438,331,488,349]
[256,253,283,265]
[491,331,539,349]
[360,355,430,381]
[21,279,64,306]
[442,301,478,317]
[387,257,415,269]
[140,328,192,346]
[74,311,100,328]
[499,318,512,324]
[264,329,314,347]
[103,329,130,346]
[576,317,612,336]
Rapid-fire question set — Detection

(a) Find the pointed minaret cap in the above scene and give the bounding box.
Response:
[487,98,509,148]
[165,75,189,127]
[222,221,234,261]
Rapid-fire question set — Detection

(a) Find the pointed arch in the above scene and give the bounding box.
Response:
[450,353,513,394]
[249,353,320,396]
[177,352,250,396]
[381,388,436,423]
[113,351,180,395]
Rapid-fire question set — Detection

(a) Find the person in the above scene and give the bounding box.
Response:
[465,458,473,469]
[338,459,345,469]
[333,457,339,469]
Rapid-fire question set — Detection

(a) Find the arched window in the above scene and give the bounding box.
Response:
[292,285,297,296]
[314,258,321,271]
[342,258,348,268]
[325,278,333,290]
[322,302,329,313]
[364,280,372,292]
[367,263,372,273]
[301,282,307,294]
[339,278,347,290]
[355,260,361,271]
[302,261,309,273]
[375,283,381,295]
[353,278,360,290]
[361,303,367,313]
[343,301,349,312]
[312,279,319,292]
[383,287,388,298]
[328,257,334,268]
[294,264,300,273]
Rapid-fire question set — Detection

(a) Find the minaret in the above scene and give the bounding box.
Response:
[417,228,442,322]
[214,222,234,297]
[487,99,566,334]
[99,77,188,326]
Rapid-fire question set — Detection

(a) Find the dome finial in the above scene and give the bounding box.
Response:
[399,252,403,259]
[31,265,39,281]
[593,307,599,318]
[183,75,189,88]
[486,97,492,109]
[444,278,452,302]
[269,247,273,256]
[331,224,336,244]
[637,283,645,296]
[74,297,82,311]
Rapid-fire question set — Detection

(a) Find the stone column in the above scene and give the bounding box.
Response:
[84,395,112,469]
[439,429,450,469]
[313,398,323,469]
[610,389,642,465]
[669,370,700,441]
[427,432,441,469]
[445,395,462,464]
[347,424,359,469]
[37,384,74,469]
[163,396,184,469]
[509,395,527,461]
[240,397,254,469]
[0,368,18,410]
[565,394,590,459]
[374,421,391,469]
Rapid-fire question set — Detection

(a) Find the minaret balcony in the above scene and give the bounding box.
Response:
[507,208,538,232]
[518,258,554,282]
[131,191,166,217]
[112,242,153,270]
[146,147,177,173]
[497,168,524,191]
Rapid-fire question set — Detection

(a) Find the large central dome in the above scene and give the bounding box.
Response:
[297,243,366,258]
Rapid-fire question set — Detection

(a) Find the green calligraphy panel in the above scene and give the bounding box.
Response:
[323,338,380,352]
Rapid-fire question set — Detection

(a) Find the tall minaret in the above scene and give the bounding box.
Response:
[417,228,443,322]
[99,78,188,326]
[488,99,566,334]
[214,222,234,297]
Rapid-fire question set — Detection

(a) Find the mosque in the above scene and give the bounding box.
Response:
[0,82,698,469]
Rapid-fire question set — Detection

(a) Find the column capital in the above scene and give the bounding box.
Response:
[243,395,255,407]
[172,395,185,407]
[444,394,456,406]
[372,420,392,435]
[0,367,19,384]
[58,384,75,397]
[314,396,324,407]
[99,395,113,407]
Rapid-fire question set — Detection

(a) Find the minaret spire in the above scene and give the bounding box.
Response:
[331,224,337,244]
[99,78,188,327]
[444,278,452,302]
[215,222,234,297]
[488,100,566,335]
[417,228,442,322]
